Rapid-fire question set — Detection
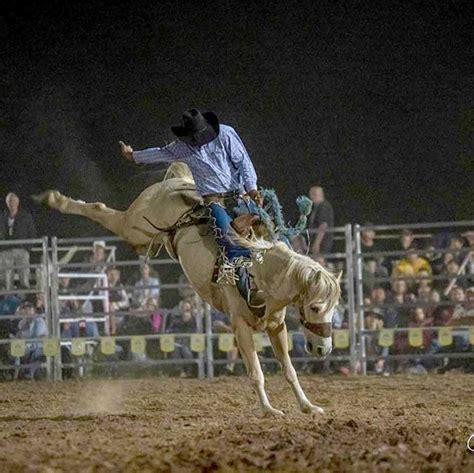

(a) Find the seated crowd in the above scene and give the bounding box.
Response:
[358,227,474,375]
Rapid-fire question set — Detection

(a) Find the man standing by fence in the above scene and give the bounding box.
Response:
[0,192,37,289]
[307,186,334,256]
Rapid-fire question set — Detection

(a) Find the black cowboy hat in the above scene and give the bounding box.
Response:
[171,109,220,145]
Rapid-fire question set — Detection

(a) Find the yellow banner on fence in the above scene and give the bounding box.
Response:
[71,338,86,356]
[253,333,264,352]
[334,330,349,349]
[160,334,175,353]
[469,327,474,346]
[43,338,59,357]
[101,337,116,355]
[190,334,205,353]
[131,336,146,354]
[378,329,394,347]
[438,327,453,347]
[10,340,25,357]
[218,334,234,352]
[287,333,293,352]
[408,328,423,347]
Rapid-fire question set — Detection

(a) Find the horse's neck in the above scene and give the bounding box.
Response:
[256,244,300,304]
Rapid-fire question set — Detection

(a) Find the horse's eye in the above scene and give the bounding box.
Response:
[310,305,319,314]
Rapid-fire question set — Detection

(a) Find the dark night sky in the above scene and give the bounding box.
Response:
[1,0,473,238]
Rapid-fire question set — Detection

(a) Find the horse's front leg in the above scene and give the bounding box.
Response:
[232,316,284,417]
[268,323,324,415]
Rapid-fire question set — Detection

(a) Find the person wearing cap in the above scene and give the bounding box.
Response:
[119,109,264,308]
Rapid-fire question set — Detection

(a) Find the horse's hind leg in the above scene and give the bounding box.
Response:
[36,190,125,236]
[268,323,324,415]
[232,316,284,417]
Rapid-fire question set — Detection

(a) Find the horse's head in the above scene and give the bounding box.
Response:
[297,268,342,358]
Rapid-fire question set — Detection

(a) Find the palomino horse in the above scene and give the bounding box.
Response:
[37,162,341,416]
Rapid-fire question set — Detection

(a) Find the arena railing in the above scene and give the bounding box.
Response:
[47,236,208,381]
[2,220,471,381]
[0,237,54,379]
[353,221,474,375]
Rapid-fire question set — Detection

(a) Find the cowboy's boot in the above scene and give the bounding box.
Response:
[236,267,266,312]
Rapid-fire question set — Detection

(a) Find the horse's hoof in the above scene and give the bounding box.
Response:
[301,404,324,415]
[31,191,52,205]
[32,190,60,208]
[263,407,285,418]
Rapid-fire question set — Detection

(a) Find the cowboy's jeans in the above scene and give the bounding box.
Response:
[208,201,261,303]
[207,202,252,261]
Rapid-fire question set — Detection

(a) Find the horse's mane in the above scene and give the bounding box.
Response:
[231,234,341,313]
[287,250,341,314]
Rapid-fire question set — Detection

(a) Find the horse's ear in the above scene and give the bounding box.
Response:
[336,271,343,283]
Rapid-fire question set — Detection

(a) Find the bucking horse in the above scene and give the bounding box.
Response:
[36,162,341,417]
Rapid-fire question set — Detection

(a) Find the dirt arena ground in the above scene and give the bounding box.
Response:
[0,374,472,472]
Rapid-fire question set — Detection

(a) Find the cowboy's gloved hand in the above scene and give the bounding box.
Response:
[248,189,263,208]
[119,141,134,161]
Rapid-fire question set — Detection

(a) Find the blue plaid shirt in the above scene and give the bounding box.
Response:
[133,125,258,196]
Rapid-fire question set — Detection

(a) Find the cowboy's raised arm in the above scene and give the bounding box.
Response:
[119,140,178,164]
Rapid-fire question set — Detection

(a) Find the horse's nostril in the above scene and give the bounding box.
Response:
[316,346,324,356]
[307,342,313,352]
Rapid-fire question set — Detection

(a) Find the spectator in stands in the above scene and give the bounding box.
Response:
[442,251,455,268]
[120,296,161,337]
[462,232,474,287]
[212,310,240,375]
[362,257,389,293]
[0,192,37,289]
[167,299,197,377]
[416,270,432,295]
[360,224,379,254]
[90,240,108,272]
[441,260,465,294]
[449,286,466,320]
[370,286,398,328]
[307,186,334,256]
[432,287,465,328]
[15,301,48,379]
[389,279,414,326]
[452,286,474,325]
[363,308,388,375]
[411,307,434,344]
[175,274,205,317]
[146,297,163,334]
[439,286,470,371]
[133,261,160,308]
[400,229,418,252]
[449,235,466,264]
[423,239,444,275]
[430,289,441,304]
[0,294,22,373]
[391,249,432,290]
[106,267,129,335]
[406,306,435,374]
